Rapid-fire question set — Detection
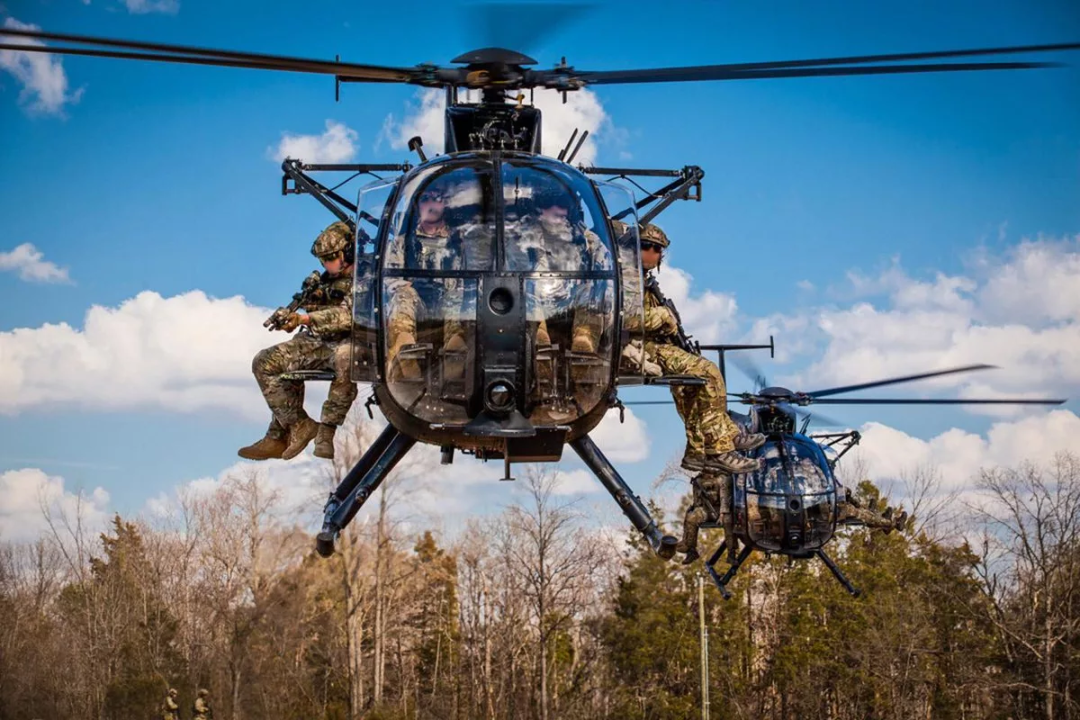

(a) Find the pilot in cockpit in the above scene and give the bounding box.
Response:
[505,174,611,349]
[385,176,469,379]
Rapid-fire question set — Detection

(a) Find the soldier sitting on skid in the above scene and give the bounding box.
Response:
[238,221,358,461]
[623,223,765,476]
[384,177,470,380]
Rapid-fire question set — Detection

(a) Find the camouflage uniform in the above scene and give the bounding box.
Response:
[384,221,468,378]
[634,280,741,457]
[193,689,212,719]
[162,689,179,720]
[242,221,357,461]
[505,214,611,350]
[837,490,907,533]
[678,471,729,561]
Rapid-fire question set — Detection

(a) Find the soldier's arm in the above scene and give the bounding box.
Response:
[307,285,353,336]
[624,304,677,336]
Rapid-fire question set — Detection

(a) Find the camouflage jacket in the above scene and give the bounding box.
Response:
[193,697,212,717]
[303,267,353,342]
[385,223,460,271]
[505,215,610,272]
[623,272,678,341]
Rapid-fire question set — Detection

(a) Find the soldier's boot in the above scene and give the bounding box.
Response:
[705,451,763,475]
[734,432,767,452]
[571,329,596,354]
[536,324,552,346]
[676,522,702,565]
[388,331,421,380]
[893,510,909,532]
[238,430,288,461]
[313,423,337,459]
[444,332,468,379]
[282,416,319,460]
[681,446,706,473]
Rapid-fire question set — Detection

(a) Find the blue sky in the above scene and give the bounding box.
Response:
[1,0,1078,537]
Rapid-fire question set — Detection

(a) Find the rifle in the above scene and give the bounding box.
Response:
[643,274,698,354]
[263,271,323,331]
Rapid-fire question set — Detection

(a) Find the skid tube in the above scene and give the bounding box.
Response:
[316,426,416,557]
[571,434,678,560]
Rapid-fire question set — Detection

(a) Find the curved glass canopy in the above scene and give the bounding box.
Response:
[735,437,837,553]
[352,154,643,430]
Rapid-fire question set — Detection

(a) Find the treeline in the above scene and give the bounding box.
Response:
[1,440,1078,720]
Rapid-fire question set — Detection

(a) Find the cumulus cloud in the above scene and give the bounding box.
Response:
[270,120,359,164]
[591,406,650,462]
[0,289,275,417]
[0,18,84,115]
[845,410,1080,499]
[379,87,617,165]
[0,243,71,283]
[653,263,739,344]
[754,234,1080,412]
[0,468,109,543]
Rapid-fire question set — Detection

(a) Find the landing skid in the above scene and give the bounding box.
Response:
[703,542,860,599]
[571,434,678,560]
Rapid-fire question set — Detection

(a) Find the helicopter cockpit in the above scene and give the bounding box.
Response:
[351,153,643,450]
[734,437,838,555]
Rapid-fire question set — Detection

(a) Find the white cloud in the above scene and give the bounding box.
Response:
[0,243,71,283]
[653,263,739,343]
[846,410,1080,496]
[0,18,84,115]
[270,120,359,164]
[379,87,617,165]
[122,0,180,14]
[0,289,275,416]
[758,234,1080,412]
[0,468,109,543]
[590,406,650,462]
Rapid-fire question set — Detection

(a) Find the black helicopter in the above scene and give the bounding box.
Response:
[628,347,1067,597]
[3,23,1076,563]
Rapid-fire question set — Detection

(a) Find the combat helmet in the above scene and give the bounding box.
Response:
[639,223,670,249]
[311,221,354,265]
[198,688,209,696]
[168,688,178,696]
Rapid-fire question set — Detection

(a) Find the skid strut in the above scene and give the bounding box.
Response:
[571,434,678,560]
[316,426,416,557]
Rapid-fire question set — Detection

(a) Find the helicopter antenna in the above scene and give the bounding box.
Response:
[557,128,579,161]
[565,129,589,164]
[408,136,428,162]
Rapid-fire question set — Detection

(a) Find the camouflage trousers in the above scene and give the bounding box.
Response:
[386,281,465,350]
[252,333,357,435]
[646,343,741,455]
[680,473,730,553]
[837,501,895,530]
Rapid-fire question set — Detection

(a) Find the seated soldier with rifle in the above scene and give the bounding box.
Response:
[625,223,765,475]
[238,220,358,462]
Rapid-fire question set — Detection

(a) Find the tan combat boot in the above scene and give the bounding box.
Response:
[734,432,767,451]
[313,423,337,459]
[705,451,763,475]
[388,331,421,380]
[282,416,319,460]
[571,329,596,353]
[238,432,288,461]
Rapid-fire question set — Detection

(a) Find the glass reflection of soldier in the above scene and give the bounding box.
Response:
[385,177,468,380]
[506,174,610,350]
[161,688,179,720]
[239,221,358,462]
[837,486,908,532]
[193,688,212,719]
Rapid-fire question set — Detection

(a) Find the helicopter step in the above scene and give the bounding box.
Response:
[571,434,678,561]
[316,425,416,557]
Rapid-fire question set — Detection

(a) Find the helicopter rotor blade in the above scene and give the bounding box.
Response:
[805,364,997,399]
[568,60,1064,87]
[468,1,597,59]
[811,398,1066,406]
[726,354,769,393]
[0,26,419,83]
[795,407,848,429]
[578,40,1080,83]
